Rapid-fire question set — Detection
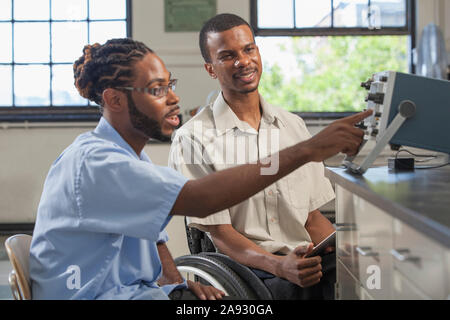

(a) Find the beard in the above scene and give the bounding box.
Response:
[126,93,172,142]
[238,86,258,94]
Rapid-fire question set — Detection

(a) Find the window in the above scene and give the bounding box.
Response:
[251,0,415,114]
[0,0,131,121]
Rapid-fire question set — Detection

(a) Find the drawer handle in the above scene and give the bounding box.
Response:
[356,246,378,257]
[335,223,357,231]
[390,249,421,264]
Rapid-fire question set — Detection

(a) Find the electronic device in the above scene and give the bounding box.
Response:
[304,231,336,258]
[343,71,450,174]
[388,157,415,171]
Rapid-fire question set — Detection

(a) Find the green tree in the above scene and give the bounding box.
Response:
[259,36,408,112]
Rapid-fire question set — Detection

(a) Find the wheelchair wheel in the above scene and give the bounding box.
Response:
[175,254,257,299]
[200,252,273,300]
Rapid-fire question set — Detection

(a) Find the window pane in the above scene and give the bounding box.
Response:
[52,64,88,106]
[0,66,12,106]
[257,35,408,112]
[14,22,50,63]
[0,0,12,20]
[89,0,126,20]
[295,0,331,28]
[333,0,369,28]
[14,65,50,106]
[52,22,88,63]
[89,21,126,44]
[0,23,12,62]
[52,0,87,20]
[257,0,294,28]
[14,0,49,21]
[371,0,406,27]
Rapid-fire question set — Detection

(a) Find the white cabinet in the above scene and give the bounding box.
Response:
[391,218,446,299]
[335,184,449,300]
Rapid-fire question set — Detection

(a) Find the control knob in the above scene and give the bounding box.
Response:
[365,93,385,104]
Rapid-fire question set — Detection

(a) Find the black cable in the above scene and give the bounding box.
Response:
[395,149,437,163]
[395,148,449,169]
[415,162,450,170]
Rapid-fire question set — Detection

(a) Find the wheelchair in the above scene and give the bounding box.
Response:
[174,218,273,300]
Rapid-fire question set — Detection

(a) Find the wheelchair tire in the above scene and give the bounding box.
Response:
[199,252,273,300]
[175,254,257,299]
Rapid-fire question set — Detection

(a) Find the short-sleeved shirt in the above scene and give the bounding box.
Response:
[30,117,189,300]
[168,93,335,254]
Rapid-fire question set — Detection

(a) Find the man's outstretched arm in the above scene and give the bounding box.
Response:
[170,110,372,218]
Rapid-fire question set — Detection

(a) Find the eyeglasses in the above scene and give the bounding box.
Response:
[117,79,178,98]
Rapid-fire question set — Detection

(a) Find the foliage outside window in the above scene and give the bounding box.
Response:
[252,0,414,113]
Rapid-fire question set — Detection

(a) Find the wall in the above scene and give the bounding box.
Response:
[0,0,449,259]
[417,0,450,55]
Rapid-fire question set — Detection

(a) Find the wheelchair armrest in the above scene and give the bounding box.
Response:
[184,217,216,254]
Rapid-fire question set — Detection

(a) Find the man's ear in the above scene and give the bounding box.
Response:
[204,63,217,79]
[102,88,126,113]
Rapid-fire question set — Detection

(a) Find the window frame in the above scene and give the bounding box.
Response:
[0,0,132,122]
[250,0,416,118]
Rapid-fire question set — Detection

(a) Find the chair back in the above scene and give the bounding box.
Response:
[5,234,32,300]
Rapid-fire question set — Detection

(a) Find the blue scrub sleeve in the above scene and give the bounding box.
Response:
[157,230,169,244]
[75,146,188,241]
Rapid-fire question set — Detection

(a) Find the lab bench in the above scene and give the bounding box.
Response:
[326,166,450,300]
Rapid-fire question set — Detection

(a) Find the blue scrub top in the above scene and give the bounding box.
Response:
[29,117,189,300]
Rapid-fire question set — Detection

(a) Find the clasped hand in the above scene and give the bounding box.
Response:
[278,243,324,288]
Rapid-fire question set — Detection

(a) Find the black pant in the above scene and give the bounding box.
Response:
[251,252,336,300]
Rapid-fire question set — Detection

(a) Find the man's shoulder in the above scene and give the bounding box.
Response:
[175,105,216,137]
[54,131,94,159]
[265,101,306,127]
[58,131,130,165]
[73,131,116,153]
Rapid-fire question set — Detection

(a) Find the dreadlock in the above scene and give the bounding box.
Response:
[73,38,153,112]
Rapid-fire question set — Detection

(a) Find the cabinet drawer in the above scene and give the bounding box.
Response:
[392,219,447,299]
[336,258,375,300]
[335,185,359,277]
[392,269,431,300]
[353,196,393,299]
[336,258,361,300]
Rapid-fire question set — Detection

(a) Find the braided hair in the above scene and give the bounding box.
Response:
[73,38,153,111]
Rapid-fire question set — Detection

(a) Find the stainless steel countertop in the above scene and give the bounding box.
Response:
[326,166,450,247]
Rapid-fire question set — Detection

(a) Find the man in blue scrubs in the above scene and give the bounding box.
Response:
[29,38,371,299]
